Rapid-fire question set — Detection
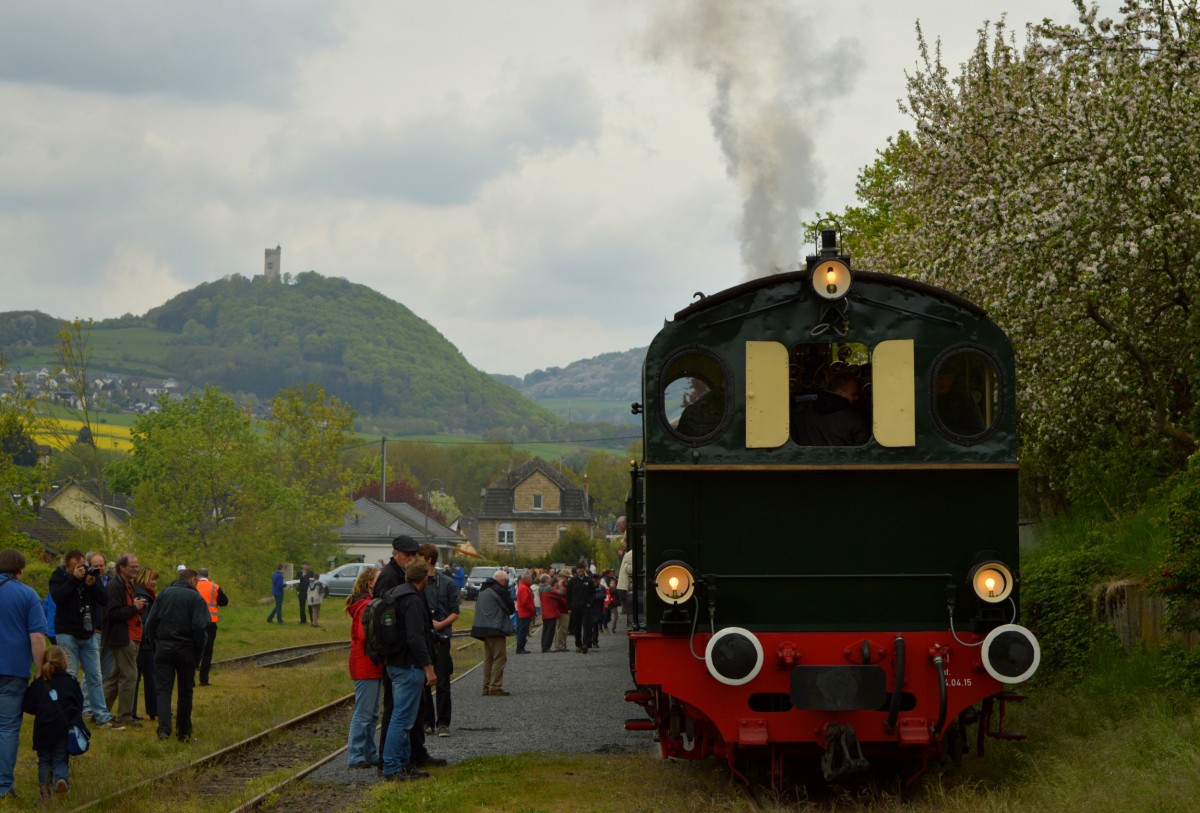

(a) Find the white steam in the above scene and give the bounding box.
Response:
[644,0,862,277]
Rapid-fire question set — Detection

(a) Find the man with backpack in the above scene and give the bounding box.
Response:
[379,559,436,781]
[371,536,444,773]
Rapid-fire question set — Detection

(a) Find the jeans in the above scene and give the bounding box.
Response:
[0,676,26,796]
[347,678,381,767]
[382,665,424,776]
[37,739,69,790]
[267,594,284,623]
[57,634,113,724]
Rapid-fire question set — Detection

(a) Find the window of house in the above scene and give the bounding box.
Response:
[498,523,515,547]
[532,494,543,510]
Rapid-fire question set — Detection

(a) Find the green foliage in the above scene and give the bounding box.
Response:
[1150,454,1200,632]
[1057,425,1181,519]
[142,273,562,435]
[818,1,1200,506]
[1156,641,1200,693]
[1021,546,1121,681]
[544,526,595,568]
[107,386,270,553]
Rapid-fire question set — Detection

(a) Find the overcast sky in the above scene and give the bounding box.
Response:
[1,1,1102,376]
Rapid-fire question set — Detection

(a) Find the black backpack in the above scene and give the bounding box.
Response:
[362,587,406,661]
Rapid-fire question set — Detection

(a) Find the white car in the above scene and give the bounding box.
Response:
[285,563,377,597]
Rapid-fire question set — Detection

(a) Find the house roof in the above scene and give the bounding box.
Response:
[478,456,593,521]
[337,497,462,544]
[44,480,134,520]
[17,507,76,557]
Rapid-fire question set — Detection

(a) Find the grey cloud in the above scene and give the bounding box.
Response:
[0,2,340,105]
[277,68,602,205]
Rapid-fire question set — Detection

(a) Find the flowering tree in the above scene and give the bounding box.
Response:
[832,1,1200,505]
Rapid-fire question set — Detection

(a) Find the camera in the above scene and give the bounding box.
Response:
[85,567,102,579]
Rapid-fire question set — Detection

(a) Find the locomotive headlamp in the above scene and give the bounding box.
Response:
[812,258,851,301]
[654,561,696,605]
[969,561,1014,604]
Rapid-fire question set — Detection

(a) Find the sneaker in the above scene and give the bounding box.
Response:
[97,721,126,731]
[157,732,170,740]
[437,726,449,738]
[489,688,510,697]
[403,766,431,779]
[414,755,447,767]
[54,780,68,799]
[424,724,434,735]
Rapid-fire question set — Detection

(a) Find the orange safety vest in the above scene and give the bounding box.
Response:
[197,578,220,624]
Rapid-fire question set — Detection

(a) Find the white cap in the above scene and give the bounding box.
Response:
[177,565,186,571]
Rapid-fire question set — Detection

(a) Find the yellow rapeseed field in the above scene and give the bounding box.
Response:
[33,418,133,452]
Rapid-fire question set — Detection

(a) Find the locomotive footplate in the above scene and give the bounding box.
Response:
[790,665,887,711]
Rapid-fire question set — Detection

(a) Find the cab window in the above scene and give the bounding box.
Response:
[931,346,1001,443]
[660,348,730,443]
[790,342,871,446]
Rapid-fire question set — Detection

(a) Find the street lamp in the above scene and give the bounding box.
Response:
[424,478,446,538]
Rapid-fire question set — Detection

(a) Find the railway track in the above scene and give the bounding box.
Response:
[213,630,476,670]
[68,693,356,813]
[212,640,352,669]
[68,632,488,813]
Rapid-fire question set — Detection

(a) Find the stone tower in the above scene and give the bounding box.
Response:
[264,245,281,282]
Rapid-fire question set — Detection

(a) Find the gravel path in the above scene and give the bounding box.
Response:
[312,627,654,786]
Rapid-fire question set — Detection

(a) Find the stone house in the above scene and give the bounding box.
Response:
[476,457,595,559]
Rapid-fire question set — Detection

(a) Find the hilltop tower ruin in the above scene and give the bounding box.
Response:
[264,245,281,282]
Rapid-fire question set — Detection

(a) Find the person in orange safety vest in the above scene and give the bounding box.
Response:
[194,569,229,687]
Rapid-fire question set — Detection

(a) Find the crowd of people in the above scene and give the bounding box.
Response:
[0,547,229,801]
[342,531,635,782]
[0,527,633,798]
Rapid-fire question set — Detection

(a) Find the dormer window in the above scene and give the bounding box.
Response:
[532,494,543,510]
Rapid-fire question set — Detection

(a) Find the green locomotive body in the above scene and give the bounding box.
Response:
[625,232,1038,782]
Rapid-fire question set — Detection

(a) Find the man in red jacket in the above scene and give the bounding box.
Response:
[515,572,535,654]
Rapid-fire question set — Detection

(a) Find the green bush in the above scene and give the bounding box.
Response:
[1151,454,1200,633]
[1022,547,1121,681]
[1156,641,1200,693]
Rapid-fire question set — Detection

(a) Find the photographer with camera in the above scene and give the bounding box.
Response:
[47,551,123,731]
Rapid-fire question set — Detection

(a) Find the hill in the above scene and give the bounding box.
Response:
[495,347,646,425]
[1,273,561,436]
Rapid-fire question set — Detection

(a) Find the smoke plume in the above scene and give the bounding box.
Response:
[644,0,862,277]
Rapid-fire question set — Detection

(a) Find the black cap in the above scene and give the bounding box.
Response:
[392,535,420,553]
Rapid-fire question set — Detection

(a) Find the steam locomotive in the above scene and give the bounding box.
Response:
[624,229,1040,785]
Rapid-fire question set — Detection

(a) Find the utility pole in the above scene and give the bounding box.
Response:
[380,437,387,501]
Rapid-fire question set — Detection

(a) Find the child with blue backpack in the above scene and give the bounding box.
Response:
[23,646,86,801]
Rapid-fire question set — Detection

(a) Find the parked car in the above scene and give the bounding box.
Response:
[285,562,377,597]
[462,566,499,601]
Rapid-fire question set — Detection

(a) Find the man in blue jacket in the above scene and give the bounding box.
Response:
[267,563,285,624]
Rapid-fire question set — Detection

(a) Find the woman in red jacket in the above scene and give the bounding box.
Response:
[346,568,382,769]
